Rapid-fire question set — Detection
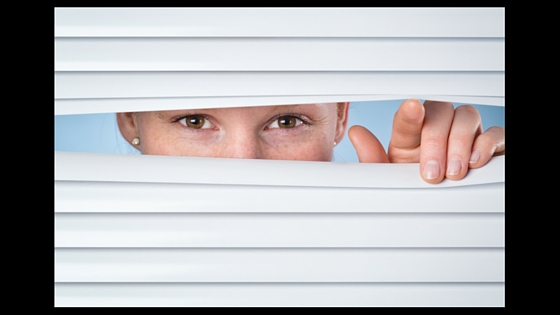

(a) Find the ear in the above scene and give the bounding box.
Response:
[335,102,350,144]
[116,112,140,147]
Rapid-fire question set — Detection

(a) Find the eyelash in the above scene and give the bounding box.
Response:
[172,114,214,130]
[266,114,311,130]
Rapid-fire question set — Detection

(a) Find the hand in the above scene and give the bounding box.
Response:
[347,99,505,184]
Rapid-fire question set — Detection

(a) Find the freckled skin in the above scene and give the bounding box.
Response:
[120,103,349,161]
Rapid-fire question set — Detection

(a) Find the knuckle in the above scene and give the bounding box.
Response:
[421,138,447,150]
[455,104,475,112]
[455,105,480,118]
[474,133,495,149]
[486,126,505,136]
[388,147,420,163]
[424,100,454,111]
[447,137,471,149]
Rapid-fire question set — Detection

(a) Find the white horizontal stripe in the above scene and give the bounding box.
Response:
[55,282,504,306]
[55,248,504,283]
[55,71,504,99]
[54,95,504,115]
[55,181,504,214]
[55,38,504,71]
[55,152,504,188]
[54,8,504,38]
[55,213,504,248]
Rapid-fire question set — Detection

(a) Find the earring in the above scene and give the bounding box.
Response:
[132,137,140,146]
[334,141,337,146]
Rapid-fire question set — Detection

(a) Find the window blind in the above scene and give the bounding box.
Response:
[54,7,504,115]
[54,8,505,306]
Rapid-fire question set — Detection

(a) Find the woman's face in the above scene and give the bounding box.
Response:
[117,103,349,161]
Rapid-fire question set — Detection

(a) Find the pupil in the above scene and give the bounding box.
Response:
[187,116,204,128]
[280,117,294,127]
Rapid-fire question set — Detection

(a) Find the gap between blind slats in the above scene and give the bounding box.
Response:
[54,8,504,38]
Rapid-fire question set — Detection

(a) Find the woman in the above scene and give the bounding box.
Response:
[117,99,505,184]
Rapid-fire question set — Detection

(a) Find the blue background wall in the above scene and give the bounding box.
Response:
[54,100,505,163]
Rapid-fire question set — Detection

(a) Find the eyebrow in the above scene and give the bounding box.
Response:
[266,103,325,113]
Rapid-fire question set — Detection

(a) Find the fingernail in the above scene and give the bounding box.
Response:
[447,157,461,176]
[469,150,481,164]
[423,160,440,180]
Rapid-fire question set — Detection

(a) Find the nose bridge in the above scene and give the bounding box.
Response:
[222,129,263,159]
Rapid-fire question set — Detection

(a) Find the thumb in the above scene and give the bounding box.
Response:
[348,125,390,163]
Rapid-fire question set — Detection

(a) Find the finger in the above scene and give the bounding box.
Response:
[445,105,483,180]
[348,125,390,163]
[420,101,455,184]
[469,126,505,169]
[387,99,425,162]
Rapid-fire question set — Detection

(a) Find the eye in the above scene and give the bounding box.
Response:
[179,115,214,129]
[268,116,303,129]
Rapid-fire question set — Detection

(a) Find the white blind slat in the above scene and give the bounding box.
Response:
[55,152,504,188]
[55,38,503,72]
[55,8,504,38]
[54,283,505,307]
[55,72,504,99]
[55,181,504,213]
[55,248,504,282]
[55,213,504,248]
